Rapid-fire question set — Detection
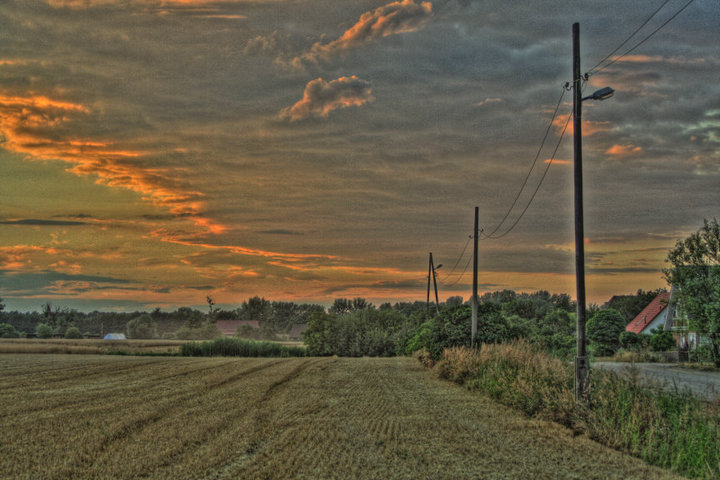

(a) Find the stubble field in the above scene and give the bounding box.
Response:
[0,354,685,479]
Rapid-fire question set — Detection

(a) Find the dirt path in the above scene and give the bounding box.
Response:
[595,362,720,400]
[0,355,684,479]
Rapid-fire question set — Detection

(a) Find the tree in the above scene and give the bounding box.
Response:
[64,326,83,339]
[0,323,21,338]
[35,323,55,339]
[664,218,720,365]
[126,314,158,339]
[587,308,625,357]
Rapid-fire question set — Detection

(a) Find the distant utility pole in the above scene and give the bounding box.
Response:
[471,207,479,348]
[573,22,589,402]
[427,252,441,315]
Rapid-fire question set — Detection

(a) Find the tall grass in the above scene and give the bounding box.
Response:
[431,341,720,479]
[180,337,306,357]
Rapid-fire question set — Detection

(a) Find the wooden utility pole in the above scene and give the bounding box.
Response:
[426,253,432,315]
[471,207,479,348]
[573,22,589,402]
[431,253,440,314]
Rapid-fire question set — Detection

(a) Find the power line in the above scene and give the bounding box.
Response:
[587,0,673,74]
[588,0,696,75]
[480,88,567,239]
[440,251,473,287]
[483,107,573,239]
[440,234,473,281]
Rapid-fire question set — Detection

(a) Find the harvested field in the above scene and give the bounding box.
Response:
[0,338,186,355]
[0,355,684,479]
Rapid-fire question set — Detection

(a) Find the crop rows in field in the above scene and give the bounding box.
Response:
[0,354,683,479]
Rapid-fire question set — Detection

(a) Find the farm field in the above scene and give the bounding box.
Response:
[1,355,684,480]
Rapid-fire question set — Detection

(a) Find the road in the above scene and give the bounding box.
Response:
[595,362,720,400]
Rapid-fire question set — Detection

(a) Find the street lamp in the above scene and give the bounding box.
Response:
[573,22,614,402]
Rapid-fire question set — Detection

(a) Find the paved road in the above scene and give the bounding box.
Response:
[595,362,720,400]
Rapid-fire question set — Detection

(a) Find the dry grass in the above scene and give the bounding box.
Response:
[0,338,185,355]
[0,354,683,479]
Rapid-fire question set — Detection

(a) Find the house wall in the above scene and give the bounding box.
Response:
[639,309,668,335]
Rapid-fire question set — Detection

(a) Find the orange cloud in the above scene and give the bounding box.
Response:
[553,114,610,137]
[0,92,226,235]
[280,76,374,121]
[544,158,571,165]
[605,144,643,157]
[293,0,433,66]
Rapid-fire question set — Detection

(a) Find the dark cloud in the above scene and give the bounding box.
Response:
[259,229,304,236]
[0,219,86,226]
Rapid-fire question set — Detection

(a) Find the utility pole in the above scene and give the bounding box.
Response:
[471,206,479,348]
[431,254,440,315]
[573,22,589,402]
[426,253,432,316]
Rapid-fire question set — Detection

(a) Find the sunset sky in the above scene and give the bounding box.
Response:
[0,0,718,312]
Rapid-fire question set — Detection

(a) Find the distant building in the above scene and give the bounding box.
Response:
[215,320,259,336]
[288,324,308,341]
[103,333,127,340]
[625,291,671,336]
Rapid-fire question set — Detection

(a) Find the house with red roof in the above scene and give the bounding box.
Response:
[625,291,671,336]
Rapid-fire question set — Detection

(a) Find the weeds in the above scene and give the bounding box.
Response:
[431,341,720,479]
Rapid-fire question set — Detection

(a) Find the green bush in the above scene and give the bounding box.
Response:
[180,337,306,357]
[0,322,22,338]
[64,326,83,339]
[35,323,55,339]
[649,329,676,352]
[174,321,222,340]
[587,309,625,356]
[126,314,158,339]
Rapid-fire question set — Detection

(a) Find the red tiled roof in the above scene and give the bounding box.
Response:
[215,320,259,335]
[625,291,670,334]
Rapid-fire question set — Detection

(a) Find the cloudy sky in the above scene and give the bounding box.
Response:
[0,0,718,312]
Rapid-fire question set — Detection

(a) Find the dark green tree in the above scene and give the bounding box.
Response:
[126,314,158,339]
[0,323,21,338]
[587,308,626,357]
[664,218,720,365]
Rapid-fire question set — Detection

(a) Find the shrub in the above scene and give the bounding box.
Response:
[180,337,306,357]
[126,314,158,339]
[649,329,675,352]
[35,323,55,339]
[174,321,222,340]
[0,322,22,338]
[64,326,83,339]
[587,309,625,356]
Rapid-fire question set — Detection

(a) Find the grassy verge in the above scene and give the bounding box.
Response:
[180,337,306,357]
[422,341,720,479]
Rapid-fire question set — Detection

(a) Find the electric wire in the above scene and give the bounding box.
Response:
[588,0,696,75]
[587,0,673,74]
[441,251,474,287]
[479,88,567,239]
[439,234,473,281]
[484,107,573,240]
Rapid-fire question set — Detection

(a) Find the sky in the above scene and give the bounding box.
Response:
[0,0,718,312]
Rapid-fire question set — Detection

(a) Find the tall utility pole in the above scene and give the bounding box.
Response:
[427,252,441,315]
[426,253,432,315]
[573,22,589,402]
[471,207,479,348]
[431,255,440,315]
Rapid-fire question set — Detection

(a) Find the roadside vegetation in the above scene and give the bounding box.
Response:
[426,342,720,479]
